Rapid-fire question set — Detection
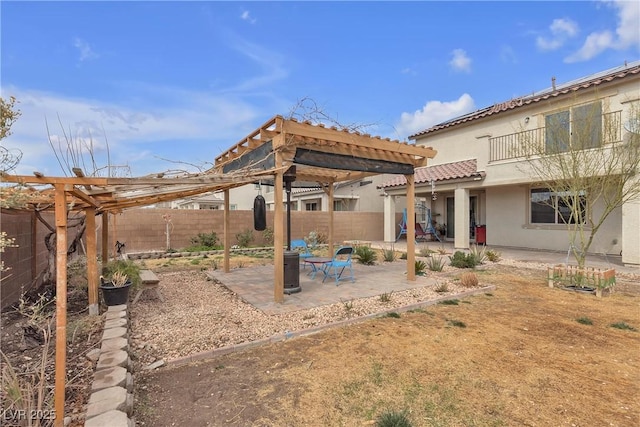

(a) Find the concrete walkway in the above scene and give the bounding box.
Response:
[372,240,638,273]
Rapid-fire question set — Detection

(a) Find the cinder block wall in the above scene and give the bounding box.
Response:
[1,209,385,308]
[109,209,385,253]
[1,211,54,307]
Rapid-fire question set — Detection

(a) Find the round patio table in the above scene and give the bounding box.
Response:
[304,257,332,279]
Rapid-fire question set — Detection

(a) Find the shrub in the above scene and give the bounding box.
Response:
[426,256,445,272]
[459,272,479,288]
[434,281,449,293]
[379,292,393,303]
[67,256,89,290]
[262,226,274,246]
[400,252,407,260]
[610,322,637,331]
[419,245,434,257]
[355,245,377,265]
[102,259,141,288]
[485,248,502,262]
[415,260,427,276]
[235,229,254,248]
[448,251,478,269]
[190,231,219,249]
[576,316,593,325]
[468,244,487,265]
[382,246,397,262]
[305,230,328,247]
[376,410,412,427]
[449,320,467,328]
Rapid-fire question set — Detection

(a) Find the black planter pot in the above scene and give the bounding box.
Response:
[100,281,132,306]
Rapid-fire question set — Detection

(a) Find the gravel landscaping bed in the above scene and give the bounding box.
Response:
[129,264,475,367]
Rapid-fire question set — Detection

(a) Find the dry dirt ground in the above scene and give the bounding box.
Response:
[133,261,640,427]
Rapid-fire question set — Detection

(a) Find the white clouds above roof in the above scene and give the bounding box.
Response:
[396,94,476,138]
[449,49,472,73]
[73,37,99,62]
[536,18,579,51]
[241,10,256,24]
[565,0,639,62]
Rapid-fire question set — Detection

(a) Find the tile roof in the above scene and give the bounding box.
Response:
[410,61,640,139]
[381,159,482,188]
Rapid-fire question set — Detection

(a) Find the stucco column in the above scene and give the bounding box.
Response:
[383,194,396,242]
[454,187,470,249]
[622,177,640,266]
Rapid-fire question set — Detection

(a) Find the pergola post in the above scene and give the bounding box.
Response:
[406,175,416,281]
[54,185,68,427]
[273,151,285,303]
[101,212,109,267]
[224,189,230,273]
[111,213,117,259]
[327,183,334,252]
[85,208,99,315]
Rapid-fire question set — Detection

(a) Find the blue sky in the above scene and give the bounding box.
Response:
[2,1,639,177]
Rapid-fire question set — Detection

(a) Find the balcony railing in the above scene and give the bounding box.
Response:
[489,110,623,162]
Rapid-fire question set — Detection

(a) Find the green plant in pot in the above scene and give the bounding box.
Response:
[100,269,133,306]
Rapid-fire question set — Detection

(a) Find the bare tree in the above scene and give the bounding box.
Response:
[519,99,640,267]
[1,96,23,173]
[287,97,377,133]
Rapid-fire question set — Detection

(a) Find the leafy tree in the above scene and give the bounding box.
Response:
[519,99,640,267]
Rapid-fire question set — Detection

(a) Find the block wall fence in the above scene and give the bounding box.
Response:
[113,209,386,252]
[1,209,400,308]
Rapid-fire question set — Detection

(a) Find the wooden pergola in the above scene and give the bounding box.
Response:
[0,114,436,426]
[213,115,437,301]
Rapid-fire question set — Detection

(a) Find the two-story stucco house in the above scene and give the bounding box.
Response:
[381,61,640,266]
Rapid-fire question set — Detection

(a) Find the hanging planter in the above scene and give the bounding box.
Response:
[548,264,616,297]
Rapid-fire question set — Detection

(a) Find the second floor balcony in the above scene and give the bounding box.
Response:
[489,110,623,162]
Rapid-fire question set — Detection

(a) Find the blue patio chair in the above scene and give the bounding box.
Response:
[322,246,355,285]
[291,239,313,269]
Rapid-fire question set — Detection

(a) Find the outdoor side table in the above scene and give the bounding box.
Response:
[303,257,332,279]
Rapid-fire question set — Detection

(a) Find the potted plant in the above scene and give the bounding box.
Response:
[100,270,132,306]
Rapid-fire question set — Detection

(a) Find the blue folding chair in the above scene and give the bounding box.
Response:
[291,239,313,269]
[322,246,355,285]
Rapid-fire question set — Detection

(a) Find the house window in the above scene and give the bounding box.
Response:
[333,200,346,211]
[530,188,586,224]
[306,202,318,211]
[545,101,602,153]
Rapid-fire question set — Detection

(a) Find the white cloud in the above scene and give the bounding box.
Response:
[565,31,615,63]
[536,18,579,51]
[2,85,261,176]
[73,37,99,62]
[565,0,640,62]
[449,49,472,73]
[613,0,640,48]
[395,94,476,138]
[241,10,256,24]
[224,39,289,92]
[500,45,518,64]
